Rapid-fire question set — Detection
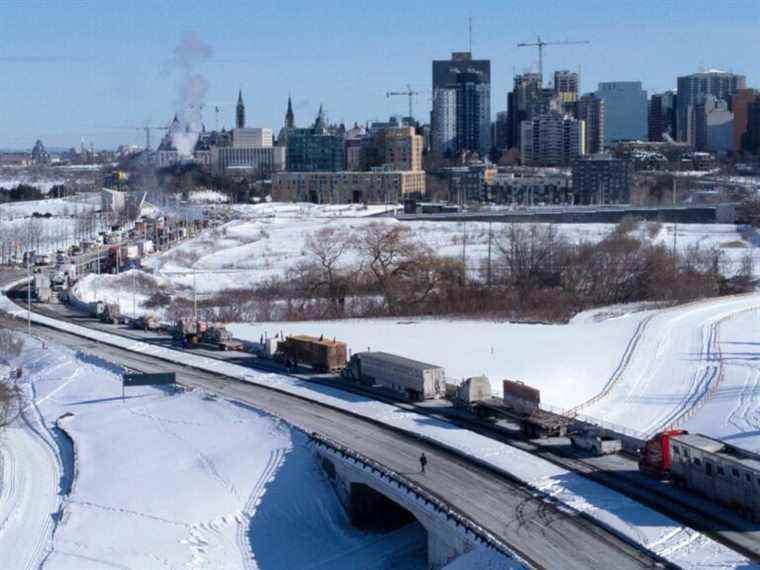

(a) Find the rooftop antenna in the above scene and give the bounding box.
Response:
[468,16,473,53]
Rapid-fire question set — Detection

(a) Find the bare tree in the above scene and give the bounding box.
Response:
[303,227,352,316]
[0,329,24,429]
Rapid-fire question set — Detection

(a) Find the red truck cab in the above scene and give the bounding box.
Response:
[639,429,688,477]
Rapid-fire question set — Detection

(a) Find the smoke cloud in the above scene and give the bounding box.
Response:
[167,32,213,157]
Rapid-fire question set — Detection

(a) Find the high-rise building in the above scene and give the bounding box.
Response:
[384,127,423,171]
[732,89,760,152]
[596,82,648,142]
[236,90,245,129]
[506,73,543,151]
[648,91,677,142]
[554,70,579,104]
[693,95,733,153]
[285,108,345,172]
[572,155,632,205]
[493,111,510,152]
[576,93,605,154]
[744,99,760,154]
[520,111,586,166]
[676,69,746,143]
[432,52,491,157]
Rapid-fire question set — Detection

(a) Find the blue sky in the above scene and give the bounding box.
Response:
[1,0,757,149]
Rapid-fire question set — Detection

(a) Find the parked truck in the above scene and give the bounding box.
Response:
[345,351,445,400]
[275,335,347,372]
[172,319,208,345]
[201,325,243,351]
[98,302,122,324]
[570,429,623,456]
[134,314,161,332]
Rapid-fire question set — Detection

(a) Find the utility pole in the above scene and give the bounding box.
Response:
[132,269,136,320]
[487,221,493,287]
[26,258,32,336]
[462,221,467,285]
[193,268,198,323]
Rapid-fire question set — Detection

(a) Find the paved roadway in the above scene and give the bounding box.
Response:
[0,273,666,569]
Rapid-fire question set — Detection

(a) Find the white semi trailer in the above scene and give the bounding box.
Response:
[345,351,445,401]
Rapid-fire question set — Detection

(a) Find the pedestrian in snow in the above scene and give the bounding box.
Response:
[419,453,427,474]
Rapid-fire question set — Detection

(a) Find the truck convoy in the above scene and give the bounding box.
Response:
[275,335,347,372]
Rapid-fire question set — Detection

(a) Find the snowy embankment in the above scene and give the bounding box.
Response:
[579,294,760,443]
[0,284,752,568]
[230,315,650,409]
[0,338,430,569]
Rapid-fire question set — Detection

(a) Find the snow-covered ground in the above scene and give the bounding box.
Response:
[1,287,753,569]
[0,193,99,219]
[130,214,755,296]
[0,338,429,569]
[230,315,648,409]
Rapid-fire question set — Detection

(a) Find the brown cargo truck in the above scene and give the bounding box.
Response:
[276,335,347,372]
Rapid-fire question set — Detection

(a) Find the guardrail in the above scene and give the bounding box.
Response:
[310,432,533,569]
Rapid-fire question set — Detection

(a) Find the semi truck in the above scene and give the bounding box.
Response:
[201,325,244,351]
[172,319,208,345]
[97,302,122,324]
[275,335,347,372]
[345,351,445,400]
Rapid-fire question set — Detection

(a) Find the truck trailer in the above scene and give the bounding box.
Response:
[276,335,347,372]
[345,351,445,401]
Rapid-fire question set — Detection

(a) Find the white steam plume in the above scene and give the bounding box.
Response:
[167,32,213,157]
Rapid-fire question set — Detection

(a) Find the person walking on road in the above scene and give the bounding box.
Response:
[419,453,427,474]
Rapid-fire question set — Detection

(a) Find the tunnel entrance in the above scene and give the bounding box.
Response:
[350,483,416,532]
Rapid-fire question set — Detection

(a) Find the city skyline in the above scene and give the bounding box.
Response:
[1,0,758,148]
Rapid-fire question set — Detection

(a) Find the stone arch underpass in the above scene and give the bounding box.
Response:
[311,433,525,569]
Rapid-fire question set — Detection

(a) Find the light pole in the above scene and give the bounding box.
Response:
[193,268,198,323]
[26,258,32,336]
[132,269,136,320]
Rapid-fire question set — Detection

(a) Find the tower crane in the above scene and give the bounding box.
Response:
[103,125,169,151]
[516,36,590,83]
[386,84,423,120]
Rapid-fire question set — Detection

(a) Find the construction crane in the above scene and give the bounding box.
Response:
[516,36,590,83]
[386,84,422,120]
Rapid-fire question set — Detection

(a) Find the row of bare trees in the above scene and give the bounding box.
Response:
[0,326,24,430]
[195,220,750,324]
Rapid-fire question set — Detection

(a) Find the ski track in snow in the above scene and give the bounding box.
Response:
[583,297,760,438]
[235,447,286,570]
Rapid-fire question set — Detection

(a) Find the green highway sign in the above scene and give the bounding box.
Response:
[122,372,176,387]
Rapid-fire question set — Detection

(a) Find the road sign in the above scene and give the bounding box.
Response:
[122,372,176,387]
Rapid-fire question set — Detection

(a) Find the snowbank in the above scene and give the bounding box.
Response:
[0,337,430,569]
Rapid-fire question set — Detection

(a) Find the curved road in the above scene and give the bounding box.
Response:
[0,272,665,569]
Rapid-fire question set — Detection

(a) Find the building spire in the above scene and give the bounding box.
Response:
[314,103,326,130]
[285,94,295,129]
[236,89,245,129]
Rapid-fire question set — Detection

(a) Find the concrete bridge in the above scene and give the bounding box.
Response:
[311,433,527,569]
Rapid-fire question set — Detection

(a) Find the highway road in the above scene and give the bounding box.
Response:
[0,272,668,569]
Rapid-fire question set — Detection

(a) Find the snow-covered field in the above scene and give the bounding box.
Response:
[232,292,760,447]
[230,314,648,408]
[0,193,99,219]
[0,338,429,569]
[1,287,753,569]
[133,213,755,295]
